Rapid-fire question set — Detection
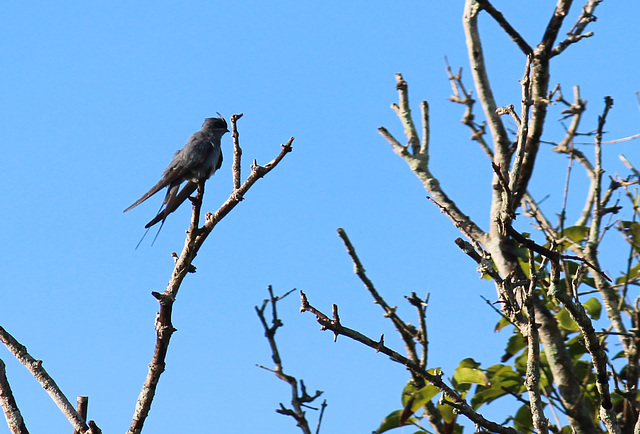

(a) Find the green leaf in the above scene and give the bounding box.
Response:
[374,410,412,433]
[453,367,488,387]
[471,385,509,409]
[555,308,579,332]
[514,404,534,432]
[612,350,626,360]
[494,315,512,332]
[501,332,526,362]
[562,225,589,243]
[438,397,457,424]
[620,221,640,251]
[583,297,602,320]
[616,262,640,285]
[457,358,481,369]
[471,364,524,409]
[409,385,440,411]
[566,334,588,361]
[453,359,488,388]
[581,276,596,288]
[543,226,588,252]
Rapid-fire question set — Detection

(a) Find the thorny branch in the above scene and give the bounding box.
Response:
[256,286,324,434]
[337,228,443,432]
[300,292,521,434]
[337,228,426,368]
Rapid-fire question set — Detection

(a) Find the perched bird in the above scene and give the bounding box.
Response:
[124,115,229,241]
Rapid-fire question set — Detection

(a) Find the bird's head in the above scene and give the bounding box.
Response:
[202,114,229,136]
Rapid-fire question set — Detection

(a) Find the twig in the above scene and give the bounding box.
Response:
[426,196,490,260]
[197,139,293,247]
[256,286,323,434]
[511,0,577,207]
[231,114,244,190]
[551,0,602,57]
[454,238,526,325]
[547,262,614,413]
[337,228,422,366]
[315,400,327,434]
[476,0,533,55]
[582,98,631,347]
[391,73,421,155]
[507,55,533,213]
[406,292,430,370]
[73,396,88,434]
[445,59,493,159]
[463,0,511,163]
[0,358,28,434]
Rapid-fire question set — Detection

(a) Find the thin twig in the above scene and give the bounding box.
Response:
[476,0,533,55]
[231,113,244,190]
[0,358,28,434]
[256,286,323,434]
[73,396,89,434]
[551,0,602,57]
[337,228,422,366]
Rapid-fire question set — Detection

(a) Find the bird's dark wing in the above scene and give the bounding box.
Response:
[123,134,213,213]
[144,140,222,228]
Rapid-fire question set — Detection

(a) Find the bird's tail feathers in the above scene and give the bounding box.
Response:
[123,178,170,213]
[144,181,198,228]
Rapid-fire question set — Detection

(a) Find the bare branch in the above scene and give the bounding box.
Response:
[476,0,533,55]
[391,73,421,155]
[445,60,493,159]
[507,57,533,210]
[380,74,487,245]
[547,262,616,421]
[512,0,579,207]
[581,98,633,360]
[0,359,28,434]
[256,286,323,434]
[551,0,602,57]
[462,0,512,162]
[337,228,423,366]
[0,326,91,433]
[231,113,244,190]
[73,396,89,434]
[300,291,522,434]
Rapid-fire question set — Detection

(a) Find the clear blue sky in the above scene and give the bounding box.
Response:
[1,1,639,433]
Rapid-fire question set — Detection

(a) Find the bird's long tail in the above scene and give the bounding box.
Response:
[124,177,170,213]
[134,200,166,249]
[144,181,198,228]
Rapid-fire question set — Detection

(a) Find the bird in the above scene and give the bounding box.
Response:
[124,115,229,244]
